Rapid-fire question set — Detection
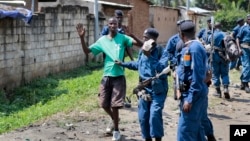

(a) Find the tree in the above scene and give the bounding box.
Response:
[214,0,247,31]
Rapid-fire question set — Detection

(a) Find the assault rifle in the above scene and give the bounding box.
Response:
[133,66,171,98]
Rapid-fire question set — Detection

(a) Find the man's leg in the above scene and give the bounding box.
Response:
[111,107,119,131]
[240,48,250,93]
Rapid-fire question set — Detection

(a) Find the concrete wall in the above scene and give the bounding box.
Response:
[0,5,101,90]
[150,6,179,45]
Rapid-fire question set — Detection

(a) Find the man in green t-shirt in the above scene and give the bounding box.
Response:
[76,17,141,141]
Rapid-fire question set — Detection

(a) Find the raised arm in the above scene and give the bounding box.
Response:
[130,33,143,47]
[76,23,91,54]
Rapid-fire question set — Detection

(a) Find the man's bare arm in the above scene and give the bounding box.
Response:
[129,33,143,47]
[76,23,91,54]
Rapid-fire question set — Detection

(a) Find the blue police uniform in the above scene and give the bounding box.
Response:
[165,34,181,65]
[121,45,168,139]
[176,40,207,141]
[232,25,241,38]
[210,29,230,89]
[237,24,250,90]
[197,28,212,45]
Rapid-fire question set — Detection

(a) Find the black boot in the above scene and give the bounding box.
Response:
[213,87,221,98]
[223,85,230,99]
[207,134,217,141]
[145,138,152,141]
[244,82,250,93]
[240,81,244,90]
[155,138,162,141]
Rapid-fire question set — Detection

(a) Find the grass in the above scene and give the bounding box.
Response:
[0,61,140,134]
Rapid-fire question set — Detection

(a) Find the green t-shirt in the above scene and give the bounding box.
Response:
[89,33,133,77]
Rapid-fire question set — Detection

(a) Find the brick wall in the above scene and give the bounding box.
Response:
[128,0,150,38]
[0,5,102,90]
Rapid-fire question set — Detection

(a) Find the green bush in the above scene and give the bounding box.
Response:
[214,8,247,32]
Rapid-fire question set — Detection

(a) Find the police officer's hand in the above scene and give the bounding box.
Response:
[114,60,122,65]
[76,23,85,38]
[183,101,192,112]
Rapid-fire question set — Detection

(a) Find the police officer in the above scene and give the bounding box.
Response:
[236,14,250,93]
[176,20,207,141]
[165,20,185,100]
[172,20,216,141]
[116,28,168,141]
[166,20,183,66]
[209,22,230,99]
[197,18,212,45]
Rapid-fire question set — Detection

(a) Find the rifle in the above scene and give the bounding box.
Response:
[133,66,171,99]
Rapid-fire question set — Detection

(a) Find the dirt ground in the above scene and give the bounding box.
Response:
[0,81,249,141]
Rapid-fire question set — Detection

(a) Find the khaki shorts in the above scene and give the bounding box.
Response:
[98,76,126,108]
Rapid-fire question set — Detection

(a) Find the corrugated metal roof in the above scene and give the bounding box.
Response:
[81,0,133,8]
[179,6,213,15]
[150,5,179,11]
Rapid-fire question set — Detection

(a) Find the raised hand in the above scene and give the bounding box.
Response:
[76,23,85,38]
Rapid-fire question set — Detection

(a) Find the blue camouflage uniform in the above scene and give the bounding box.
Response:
[197,28,212,45]
[121,44,168,139]
[197,27,212,60]
[176,39,207,141]
[232,25,241,39]
[210,29,230,87]
[166,33,181,65]
[237,24,250,84]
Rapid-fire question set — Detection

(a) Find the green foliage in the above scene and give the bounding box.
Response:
[214,9,247,32]
[213,0,247,32]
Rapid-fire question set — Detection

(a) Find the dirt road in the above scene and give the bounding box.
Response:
[0,84,249,141]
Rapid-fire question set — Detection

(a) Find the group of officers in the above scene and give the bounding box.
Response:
[76,9,250,141]
[165,14,250,141]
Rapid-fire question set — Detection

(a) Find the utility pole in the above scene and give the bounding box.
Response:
[186,0,190,20]
[186,0,190,10]
[94,0,99,41]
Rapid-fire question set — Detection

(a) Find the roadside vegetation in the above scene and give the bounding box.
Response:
[0,62,138,134]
